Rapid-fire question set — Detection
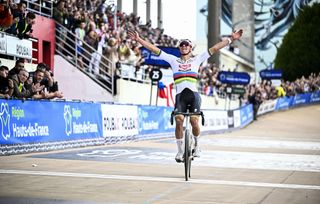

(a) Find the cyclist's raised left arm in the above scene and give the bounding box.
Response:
[208,29,243,55]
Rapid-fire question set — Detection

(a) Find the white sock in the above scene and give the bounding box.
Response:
[176,139,184,153]
[194,135,200,147]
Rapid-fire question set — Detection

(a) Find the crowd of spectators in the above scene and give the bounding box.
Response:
[52,0,178,77]
[0,59,63,100]
[0,1,64,100]
[197,61,320,114]
[0,0,37,40]
[2,0,319,106]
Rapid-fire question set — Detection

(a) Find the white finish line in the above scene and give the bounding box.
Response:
[1,169,320,190]
[202,138,320,150]
[77,149,320,172]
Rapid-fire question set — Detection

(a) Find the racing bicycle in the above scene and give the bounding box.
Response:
[171,108,205,181]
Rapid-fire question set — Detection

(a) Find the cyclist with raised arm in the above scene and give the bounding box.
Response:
[128,29,243,162]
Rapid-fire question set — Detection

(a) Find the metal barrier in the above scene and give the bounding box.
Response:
[24,0,54,18]
[55,22,115,95]
[22,0,116,95]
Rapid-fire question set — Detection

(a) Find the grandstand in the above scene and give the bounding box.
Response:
[0,0,253,107]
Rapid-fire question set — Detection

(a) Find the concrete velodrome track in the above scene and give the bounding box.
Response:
[0,105,320,204]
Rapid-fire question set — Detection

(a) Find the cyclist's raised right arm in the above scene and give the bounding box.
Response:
[127,30,161,55]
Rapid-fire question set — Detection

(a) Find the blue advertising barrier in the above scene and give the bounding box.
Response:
[140,46,180,67]
[0,99,103,145]
[292,93,312,106]
[218,71,251,85]
[239,104,253,126]
[311,91,320,103]
[259,69,283,80]
[138,106,174,135]
[275,96,294,110]
[2,90,319,154]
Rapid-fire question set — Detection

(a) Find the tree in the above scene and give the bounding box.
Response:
[274,3,320,81]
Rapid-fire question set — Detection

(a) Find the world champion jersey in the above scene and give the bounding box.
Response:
[158,50,211,94]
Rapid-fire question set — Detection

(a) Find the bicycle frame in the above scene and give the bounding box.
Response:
[171,110,205,181]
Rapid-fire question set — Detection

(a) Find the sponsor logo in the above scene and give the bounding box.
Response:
[103,116,137,131]
[0,103,50,140]
[11,106,25,120]
[178,64,191,71]
[0,103,11,140]
[64,105,98,136]
[16,44,32,57]
[141,49,150,59]
[64,105,72,136]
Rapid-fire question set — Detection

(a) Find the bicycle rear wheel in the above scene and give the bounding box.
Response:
[184,129,190,181]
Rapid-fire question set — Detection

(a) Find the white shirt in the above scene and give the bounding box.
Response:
[158,50,211,94]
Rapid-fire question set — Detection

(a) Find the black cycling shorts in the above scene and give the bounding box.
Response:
[175,88,201,113]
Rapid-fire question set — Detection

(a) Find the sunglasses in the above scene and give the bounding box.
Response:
[179,41,190,47]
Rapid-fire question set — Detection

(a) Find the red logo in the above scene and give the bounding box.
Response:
[179,64,191,71]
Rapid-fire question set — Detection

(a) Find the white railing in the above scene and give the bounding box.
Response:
[25,0,54,18]
[55,22,115,95]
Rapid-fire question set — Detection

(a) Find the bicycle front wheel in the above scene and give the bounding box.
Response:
[184,129,190,181]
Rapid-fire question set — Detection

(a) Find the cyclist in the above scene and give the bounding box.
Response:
[127,29,243,162]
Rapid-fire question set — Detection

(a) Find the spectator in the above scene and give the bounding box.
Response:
[101,37,118,75]
[10,11,36,39]
[11,69,43,99]
[30,69,63,99]
[0,65,14,98]
[131,45,144,76]
[0,1,13,31]
[53,0,67,26]
[75,20,86,68]
[4,10,20,34]
[276,84,286,97]
[8,58,24,77]
[118,39,131,63]
[248,86,262,120]
[6,12,36,39]
[28,62,54,89]
[11,2,26,22]
[53,0,68,51]
[84,29,99,74]
[29,69,47,99]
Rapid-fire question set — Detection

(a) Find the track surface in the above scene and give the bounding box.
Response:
[1,105,320,204]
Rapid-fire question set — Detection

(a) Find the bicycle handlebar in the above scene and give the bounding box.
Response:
[170,111,205,126]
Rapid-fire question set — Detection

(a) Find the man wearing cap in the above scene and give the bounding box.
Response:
[128,29,243,162]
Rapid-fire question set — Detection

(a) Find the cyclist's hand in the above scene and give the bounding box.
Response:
[231,29,243,41]
[127,30,139,41]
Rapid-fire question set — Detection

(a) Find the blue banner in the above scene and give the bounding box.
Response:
[310,91,320,103]
[275,96,294,110]
[239,104,253,126]
[218,71,251,85]
[138,106,174,135]
[0,99,103,145]
[140,46,180,67]
[259,69,283,79]
[292,93,311,106]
